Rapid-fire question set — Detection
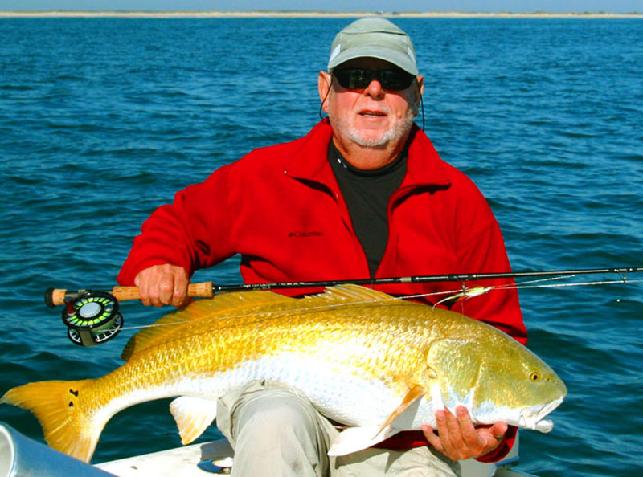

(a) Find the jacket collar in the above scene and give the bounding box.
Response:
[284,119,339,193]
[284,119,451,190]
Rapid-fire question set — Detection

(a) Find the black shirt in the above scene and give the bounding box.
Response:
[328,141,408,276]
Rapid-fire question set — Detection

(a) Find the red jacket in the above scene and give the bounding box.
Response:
[118,119,526,462]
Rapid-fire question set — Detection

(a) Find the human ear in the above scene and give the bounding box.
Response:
[318,71,332,113]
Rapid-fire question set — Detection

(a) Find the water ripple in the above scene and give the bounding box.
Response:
[0,18,641,475]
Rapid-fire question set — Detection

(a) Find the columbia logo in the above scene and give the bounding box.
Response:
[288,231,323,238]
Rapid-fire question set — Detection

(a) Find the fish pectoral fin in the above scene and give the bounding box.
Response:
[328,385,425,457]
[377,384,425,433]
[169,396,218,445]
[328,425,396,456]
[428,340,481,392]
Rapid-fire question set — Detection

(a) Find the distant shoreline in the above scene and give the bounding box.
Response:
[0,11,641,19]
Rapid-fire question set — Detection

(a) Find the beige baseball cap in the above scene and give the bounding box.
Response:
[328,17,418,75]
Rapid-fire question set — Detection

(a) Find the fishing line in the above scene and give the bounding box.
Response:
[394,274,590,303]
[481,278,643,293]
[408,277,643,306]
[115,276,642,334]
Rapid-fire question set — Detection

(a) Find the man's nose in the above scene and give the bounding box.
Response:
[364,78,385,98]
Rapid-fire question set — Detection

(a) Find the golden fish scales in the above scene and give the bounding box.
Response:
[1,285,566,462]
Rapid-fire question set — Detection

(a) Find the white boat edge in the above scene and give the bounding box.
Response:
[96,435,538,477]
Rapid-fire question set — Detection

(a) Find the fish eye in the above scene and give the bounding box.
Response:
[529,372,541,381]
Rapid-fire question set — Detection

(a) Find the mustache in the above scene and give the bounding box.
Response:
[356,106,391,115]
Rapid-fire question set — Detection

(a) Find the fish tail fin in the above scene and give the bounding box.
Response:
[1,379,103,462]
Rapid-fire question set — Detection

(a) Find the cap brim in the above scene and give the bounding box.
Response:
[328,46,418,76]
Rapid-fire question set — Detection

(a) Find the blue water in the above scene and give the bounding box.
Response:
[0,18,641,475]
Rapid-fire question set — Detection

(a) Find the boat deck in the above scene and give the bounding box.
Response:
[97,437,536,477]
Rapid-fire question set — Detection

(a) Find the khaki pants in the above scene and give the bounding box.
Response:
[216,382,459,477]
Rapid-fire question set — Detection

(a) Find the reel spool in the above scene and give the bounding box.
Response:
[61,291,123,346]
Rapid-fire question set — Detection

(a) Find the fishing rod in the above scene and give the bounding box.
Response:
[45,266,641,347]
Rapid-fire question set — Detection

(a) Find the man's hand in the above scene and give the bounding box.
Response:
[421,406,507,461]
[134,264,189,308]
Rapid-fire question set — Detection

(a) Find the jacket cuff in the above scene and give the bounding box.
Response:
[476,426,517,463]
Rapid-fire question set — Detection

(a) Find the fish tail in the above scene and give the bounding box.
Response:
[1,379,103,462]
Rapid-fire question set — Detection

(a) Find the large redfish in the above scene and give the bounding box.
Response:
[1,285,566,462]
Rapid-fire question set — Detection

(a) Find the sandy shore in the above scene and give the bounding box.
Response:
[0,11,641,19]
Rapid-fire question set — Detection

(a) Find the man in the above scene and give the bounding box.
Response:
[118,18,526,477]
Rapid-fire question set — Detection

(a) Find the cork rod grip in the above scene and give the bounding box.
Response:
[47,282,214,306]
[112,282,214,301]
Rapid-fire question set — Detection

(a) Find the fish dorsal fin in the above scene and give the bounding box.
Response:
[121,290,294,360]
[121,285,396,360]
[303,284,400,305]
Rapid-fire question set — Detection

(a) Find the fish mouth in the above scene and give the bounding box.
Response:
[519,397,564,433]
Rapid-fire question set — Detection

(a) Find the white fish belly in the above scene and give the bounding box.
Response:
[102,352,439,434]
[163,353,415,427]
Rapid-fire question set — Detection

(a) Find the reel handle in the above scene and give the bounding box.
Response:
[46,282,214,306]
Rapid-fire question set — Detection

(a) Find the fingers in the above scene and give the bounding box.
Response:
[485,421,508,447]
[441,407,472,460]
[158,277,173,305]
[445,407,465,450]
[427,407,506,461]
[134,264,189,307]
[171,272,189,308]
[490,421,508,439]
[455,407,484,450]
[421,424,444,454]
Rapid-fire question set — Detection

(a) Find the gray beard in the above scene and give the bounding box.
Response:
[346,115,414,148]
[331,108,416,149]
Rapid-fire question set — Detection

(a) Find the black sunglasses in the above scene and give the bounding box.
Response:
[332,68,415,91]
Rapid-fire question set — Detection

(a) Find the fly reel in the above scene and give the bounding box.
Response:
[60,291,123,346]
